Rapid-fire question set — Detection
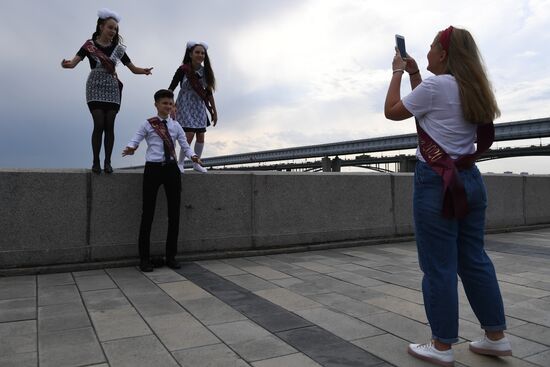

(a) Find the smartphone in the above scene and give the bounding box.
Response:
[395,34,407,59]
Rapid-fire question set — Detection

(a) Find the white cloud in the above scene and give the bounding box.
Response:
[0,0,549,173]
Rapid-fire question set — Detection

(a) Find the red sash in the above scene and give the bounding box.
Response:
[147,117,177,161]
[179,64,214,114]
[82,39,123,97]
[416,119,494,219]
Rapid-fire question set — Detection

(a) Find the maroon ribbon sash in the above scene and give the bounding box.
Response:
[82,39,123,97]
[179,64,213,114]
[416,119,494,219]
[147,117,178,161]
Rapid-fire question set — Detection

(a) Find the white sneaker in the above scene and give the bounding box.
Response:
[469,335,512,356]
[192,162,207,173]
[408,342,454,367]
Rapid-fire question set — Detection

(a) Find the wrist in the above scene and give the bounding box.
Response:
[408,69,420,76]
[392,69,404,74]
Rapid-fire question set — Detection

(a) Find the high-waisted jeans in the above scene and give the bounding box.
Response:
[413,161,506,344]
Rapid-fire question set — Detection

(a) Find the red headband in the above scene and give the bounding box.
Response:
[439,26,454,52]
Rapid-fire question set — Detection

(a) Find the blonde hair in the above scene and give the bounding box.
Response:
[439,28,500,124]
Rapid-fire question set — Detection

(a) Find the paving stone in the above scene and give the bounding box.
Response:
[353,333,436,367]
[0,297,36,322]
[74,274,117,291]
[457,318,487,342]
[141,267,186,283]
[89,307,151,341]
[359,311,430,343]
[295,307,384,341]
[159,280,212,302]
[516,271,550,283]
[254,288,321,311]
[126,293,184,317]
[37,284,80,306]
[233,301,312,333]
[102,334,179,367]
[497,273,536,286]
[453,340,538,367]
[505,334,549,358]
[37,273,74,288]
[230,334,297,362]
[528,281,550,291]
[287,274,380,298]
[209,320,271,344]
[327,271,386,287]
[225,274,281,292]
[525,349,550,366]
[38,301,90,333]
[270,277,305,288]
[276,326,385,367]
[72,269,107,277]
[222,257,261,268]
[506,299,550,327]
[293,261,339,273]
[252,353,322,367]
[240,265,292,280]
[0,320,36,355]
[308,293,388,318]
[369,283,424,304]
[39,327,105,367]
[197,260,248,276]
[146,312,219,351]
[0,276,36,300]
[82,288,132,312]
[499,282,550,299]
[364,295,428,323]
[178,297,247,325]
[508,323,550,346]
[172,343,250,367]
[0,352,37,367]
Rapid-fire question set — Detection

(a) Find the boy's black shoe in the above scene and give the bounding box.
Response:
[166,258,181,269]
[139,260,154,272]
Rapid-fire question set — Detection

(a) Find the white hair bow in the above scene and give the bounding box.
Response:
[97,8,121,22]
[186,41,208,50]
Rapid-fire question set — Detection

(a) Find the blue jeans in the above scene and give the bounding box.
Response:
[413,161,506,344]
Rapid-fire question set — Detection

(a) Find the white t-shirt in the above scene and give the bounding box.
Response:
[402,74,476,160]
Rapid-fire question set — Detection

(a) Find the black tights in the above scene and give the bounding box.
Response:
[90,109,117,165]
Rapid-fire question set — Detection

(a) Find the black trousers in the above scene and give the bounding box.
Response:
[138,162,181,262]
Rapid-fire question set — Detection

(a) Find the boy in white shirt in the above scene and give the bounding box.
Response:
[123,89,201,272]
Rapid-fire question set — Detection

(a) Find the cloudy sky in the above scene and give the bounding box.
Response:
[1,0,549,173]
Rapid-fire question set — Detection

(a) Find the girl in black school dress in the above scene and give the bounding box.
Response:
[61,8,153,173]
[168,41,218,173]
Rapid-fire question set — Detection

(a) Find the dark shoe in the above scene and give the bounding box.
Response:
[139,260,153,272]
[92,163,101,174]
[104,162,113,174]
[166,258,181,269]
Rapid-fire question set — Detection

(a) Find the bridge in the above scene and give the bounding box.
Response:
[181,117,550,172]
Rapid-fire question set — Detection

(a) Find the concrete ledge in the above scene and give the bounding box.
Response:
[1,169,549,271]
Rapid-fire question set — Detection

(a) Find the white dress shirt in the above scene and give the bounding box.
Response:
[127,116,196,162]
[402,75,477,161]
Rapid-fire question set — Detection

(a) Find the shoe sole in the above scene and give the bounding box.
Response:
[408,346,454,367]
[469,344,512,356]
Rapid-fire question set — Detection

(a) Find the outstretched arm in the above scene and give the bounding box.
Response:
[127,63,153,75]
[61,55,82,69]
